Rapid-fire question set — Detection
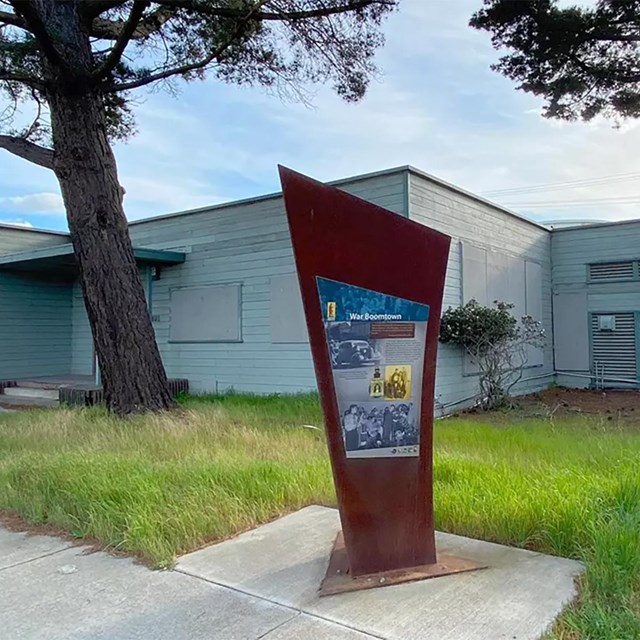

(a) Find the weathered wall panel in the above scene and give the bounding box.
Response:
[551,222,640,388]
[408,170,554,411]
[0,272,72,379]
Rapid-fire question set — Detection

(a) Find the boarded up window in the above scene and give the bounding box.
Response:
[463,243,528,313]
[270,274,308,343]
[486,251,509,306]
[170,285,241,342]
[461,242,544,372]
[461,243,487,305]
[553,292,588,371]
[525,261,544,366]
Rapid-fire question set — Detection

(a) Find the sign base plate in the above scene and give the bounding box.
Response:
[319,532,487,597]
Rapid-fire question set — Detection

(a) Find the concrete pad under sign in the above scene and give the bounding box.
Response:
[176,506,584,640]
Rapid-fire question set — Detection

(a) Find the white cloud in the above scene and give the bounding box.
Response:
[122,176,225,219]
[0,219,34,228]
[0,192,65,215]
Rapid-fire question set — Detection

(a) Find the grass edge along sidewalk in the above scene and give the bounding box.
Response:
[0,393,638,639]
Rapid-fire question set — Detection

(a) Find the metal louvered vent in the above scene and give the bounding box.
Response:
[592,313,637,386]
[589,261,635,281]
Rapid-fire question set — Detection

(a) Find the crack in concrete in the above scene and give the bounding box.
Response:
[0,545,73,573]
[254,611,301,640]
[173,567,386,640]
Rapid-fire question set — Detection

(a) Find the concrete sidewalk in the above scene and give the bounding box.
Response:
[0,507,583,640]
[0,529,321,640]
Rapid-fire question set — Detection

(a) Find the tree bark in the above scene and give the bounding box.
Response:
[47,87,175,414]
[33,0,175,415]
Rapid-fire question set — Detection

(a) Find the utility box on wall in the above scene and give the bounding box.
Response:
[598,315,616,332]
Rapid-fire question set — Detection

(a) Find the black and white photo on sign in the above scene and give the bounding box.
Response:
[325,321,382,369]
[340,401,418,453]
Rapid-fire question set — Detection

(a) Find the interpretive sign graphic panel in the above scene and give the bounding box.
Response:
[317,277,429,458]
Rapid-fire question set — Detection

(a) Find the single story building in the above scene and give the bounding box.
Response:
[1,165,639,411]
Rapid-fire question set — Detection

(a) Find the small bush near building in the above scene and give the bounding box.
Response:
[439,299,545,409]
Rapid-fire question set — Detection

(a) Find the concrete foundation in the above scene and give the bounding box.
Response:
[177,506,584,640]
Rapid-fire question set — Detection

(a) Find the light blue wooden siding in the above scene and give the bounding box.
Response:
[552,222,640,388]
[552,222,640,287]
[70,268,150,376]
[125,172,407,393]
[0,226,69,255]
[0,272,72,379]
[0,228,73,379]
[70,280,93,375]
[407,170,554,410]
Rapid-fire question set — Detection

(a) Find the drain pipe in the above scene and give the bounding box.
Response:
[437,369,639,418]
[435,372,560,417]
[555,371,640,387]
[437,371,556,412]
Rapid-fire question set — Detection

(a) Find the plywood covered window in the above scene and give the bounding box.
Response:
[461,243,544,370]
[553,292,589,371]
[169,284,241,343]
[524,260,544,366]
[270,274,308,344]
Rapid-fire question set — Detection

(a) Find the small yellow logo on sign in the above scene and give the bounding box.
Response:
[327,301,336,321]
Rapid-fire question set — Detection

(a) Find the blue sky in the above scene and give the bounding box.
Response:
[0,0,637,232]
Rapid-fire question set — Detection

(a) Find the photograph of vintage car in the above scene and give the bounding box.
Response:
[330,339,381,368]
[325,321,382,369]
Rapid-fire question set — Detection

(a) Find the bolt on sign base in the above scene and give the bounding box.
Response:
[319,532,487,597]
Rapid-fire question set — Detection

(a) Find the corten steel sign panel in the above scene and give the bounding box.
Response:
[280,167,455,583]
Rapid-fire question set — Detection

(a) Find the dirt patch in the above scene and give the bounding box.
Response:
[0,510,148,565]
[513,387,640,422]
[0,510,75,539]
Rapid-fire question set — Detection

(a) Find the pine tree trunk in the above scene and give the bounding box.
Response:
[47,88,175,415]
[27,0,174,414]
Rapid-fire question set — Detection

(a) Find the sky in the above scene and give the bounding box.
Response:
[0,0,638,232]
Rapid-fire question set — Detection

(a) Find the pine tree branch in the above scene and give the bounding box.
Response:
[0,8,27,30]
[0,69,45,89]
[154,0,395,21]
[104,51,217,92]
[104,0,271,93]
[9,2,64,68]
[80,1,129,21]
[92,1,151,80]
[89,0,394,40]
[91,5,178,40]
[0,135,53,169]
[592,34,640,42]
[569,53,640,83]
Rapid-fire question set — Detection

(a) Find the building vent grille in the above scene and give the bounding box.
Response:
[589,261,635,281]
[592,313,637,385]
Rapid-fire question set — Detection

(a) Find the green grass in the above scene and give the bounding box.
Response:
[0,394,639,639]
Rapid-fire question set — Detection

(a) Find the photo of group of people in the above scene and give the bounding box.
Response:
[342,402,418,453]
[384,366,411,400]
[368,366,412,400]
